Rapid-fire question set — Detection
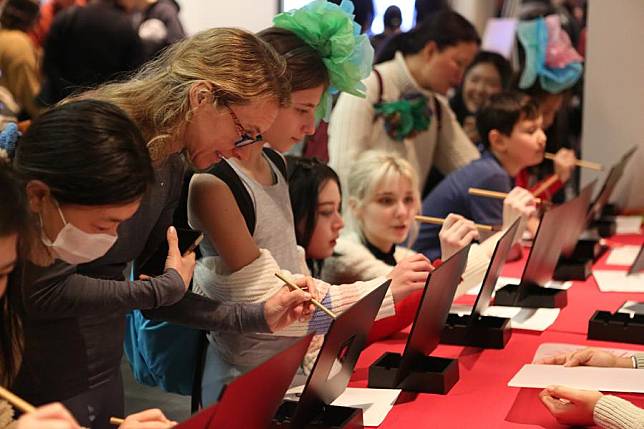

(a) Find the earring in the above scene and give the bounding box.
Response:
[146,134,170,162]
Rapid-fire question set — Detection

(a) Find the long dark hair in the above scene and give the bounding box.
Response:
[376,9,480,64]
[0,163,30,386]
[286,156,341,251]
[14,99,155,206]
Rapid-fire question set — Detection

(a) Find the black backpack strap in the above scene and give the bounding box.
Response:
[190,331,209,412]
[372,69,384,124]
[262,147,287,180]
[209,160,256,234]
[433,94,443,132]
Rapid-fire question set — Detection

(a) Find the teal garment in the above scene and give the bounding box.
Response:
[539,61,583,93]
[517,17,583,93]
[125,310,205,396]
[273,0,373,121]
[517,19,547,90]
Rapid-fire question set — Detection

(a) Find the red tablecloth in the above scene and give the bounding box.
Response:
[348,233,644,428]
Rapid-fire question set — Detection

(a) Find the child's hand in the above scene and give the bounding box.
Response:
[539,385,602,427]
[388,253,434,301]
[502,187,538,230]
[265,277,320,332]
[163,226,195,291]
[552,148,577,183]
[438,213,480,260]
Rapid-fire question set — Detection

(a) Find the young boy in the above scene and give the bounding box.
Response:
[413,91,545,260]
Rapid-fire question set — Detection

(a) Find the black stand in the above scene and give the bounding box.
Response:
[553,256,593,281]
[440,313,511,349]
[493,283,568,308]
[368,353,459,394]
[272,401,363,429]
[570,236,608,261]
[591,216,617,238]
[587,310,644,346]
[602,203,620,217]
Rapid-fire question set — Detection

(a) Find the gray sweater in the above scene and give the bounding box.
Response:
[593,353,644,429]
[13,155,268,404]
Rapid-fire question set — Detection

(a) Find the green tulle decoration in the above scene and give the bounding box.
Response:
[374,94,431,142]
[274,0,374,121]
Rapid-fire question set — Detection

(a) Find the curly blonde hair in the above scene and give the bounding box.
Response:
[79,27,291,161]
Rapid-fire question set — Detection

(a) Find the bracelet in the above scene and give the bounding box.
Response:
[632,355,639,369]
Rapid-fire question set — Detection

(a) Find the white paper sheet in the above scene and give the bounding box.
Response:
[449,304,560,331]
[606,245,642,266]
[616,216,643,234]
[508,364,644,392]
[593,270,644,292]
[618,300,644,316]
[285,386,401,427]
[465,276,572,296]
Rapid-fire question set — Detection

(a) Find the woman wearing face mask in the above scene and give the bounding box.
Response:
[10,97,312,429]
[328,9,482,201]
[8,100,186,428]
[0,112,179,428]
[188,0,436,405]
[287,152,485,343]
[449,50,513,149]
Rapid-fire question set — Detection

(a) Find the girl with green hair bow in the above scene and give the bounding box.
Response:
[189,0,426,406]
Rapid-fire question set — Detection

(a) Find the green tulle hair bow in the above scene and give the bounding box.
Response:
[374,94,431,142]
[274,0,374,122]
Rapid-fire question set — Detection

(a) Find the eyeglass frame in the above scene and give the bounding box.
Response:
[223,104,263,148]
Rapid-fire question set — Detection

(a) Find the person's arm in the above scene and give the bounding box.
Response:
[540,385,644,429]
[21,260,187,318]
[142,291,270,333]
[188,173,260,272]
[432,97,480,175]
[594,395,644,429]
[22,222,194,318]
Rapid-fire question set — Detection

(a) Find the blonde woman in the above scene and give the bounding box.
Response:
[319,150,535,339]
[17,29,313,429]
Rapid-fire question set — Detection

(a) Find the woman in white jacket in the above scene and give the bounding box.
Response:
[328,9,482,201]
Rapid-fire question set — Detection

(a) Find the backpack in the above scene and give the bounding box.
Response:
[124,309,207,404]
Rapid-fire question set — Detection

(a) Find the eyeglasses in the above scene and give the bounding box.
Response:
[224,105,263,148]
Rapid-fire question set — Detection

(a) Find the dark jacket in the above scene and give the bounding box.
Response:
[40,0,144,105]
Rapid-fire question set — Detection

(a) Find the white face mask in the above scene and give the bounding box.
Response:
[40,200,118,265]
